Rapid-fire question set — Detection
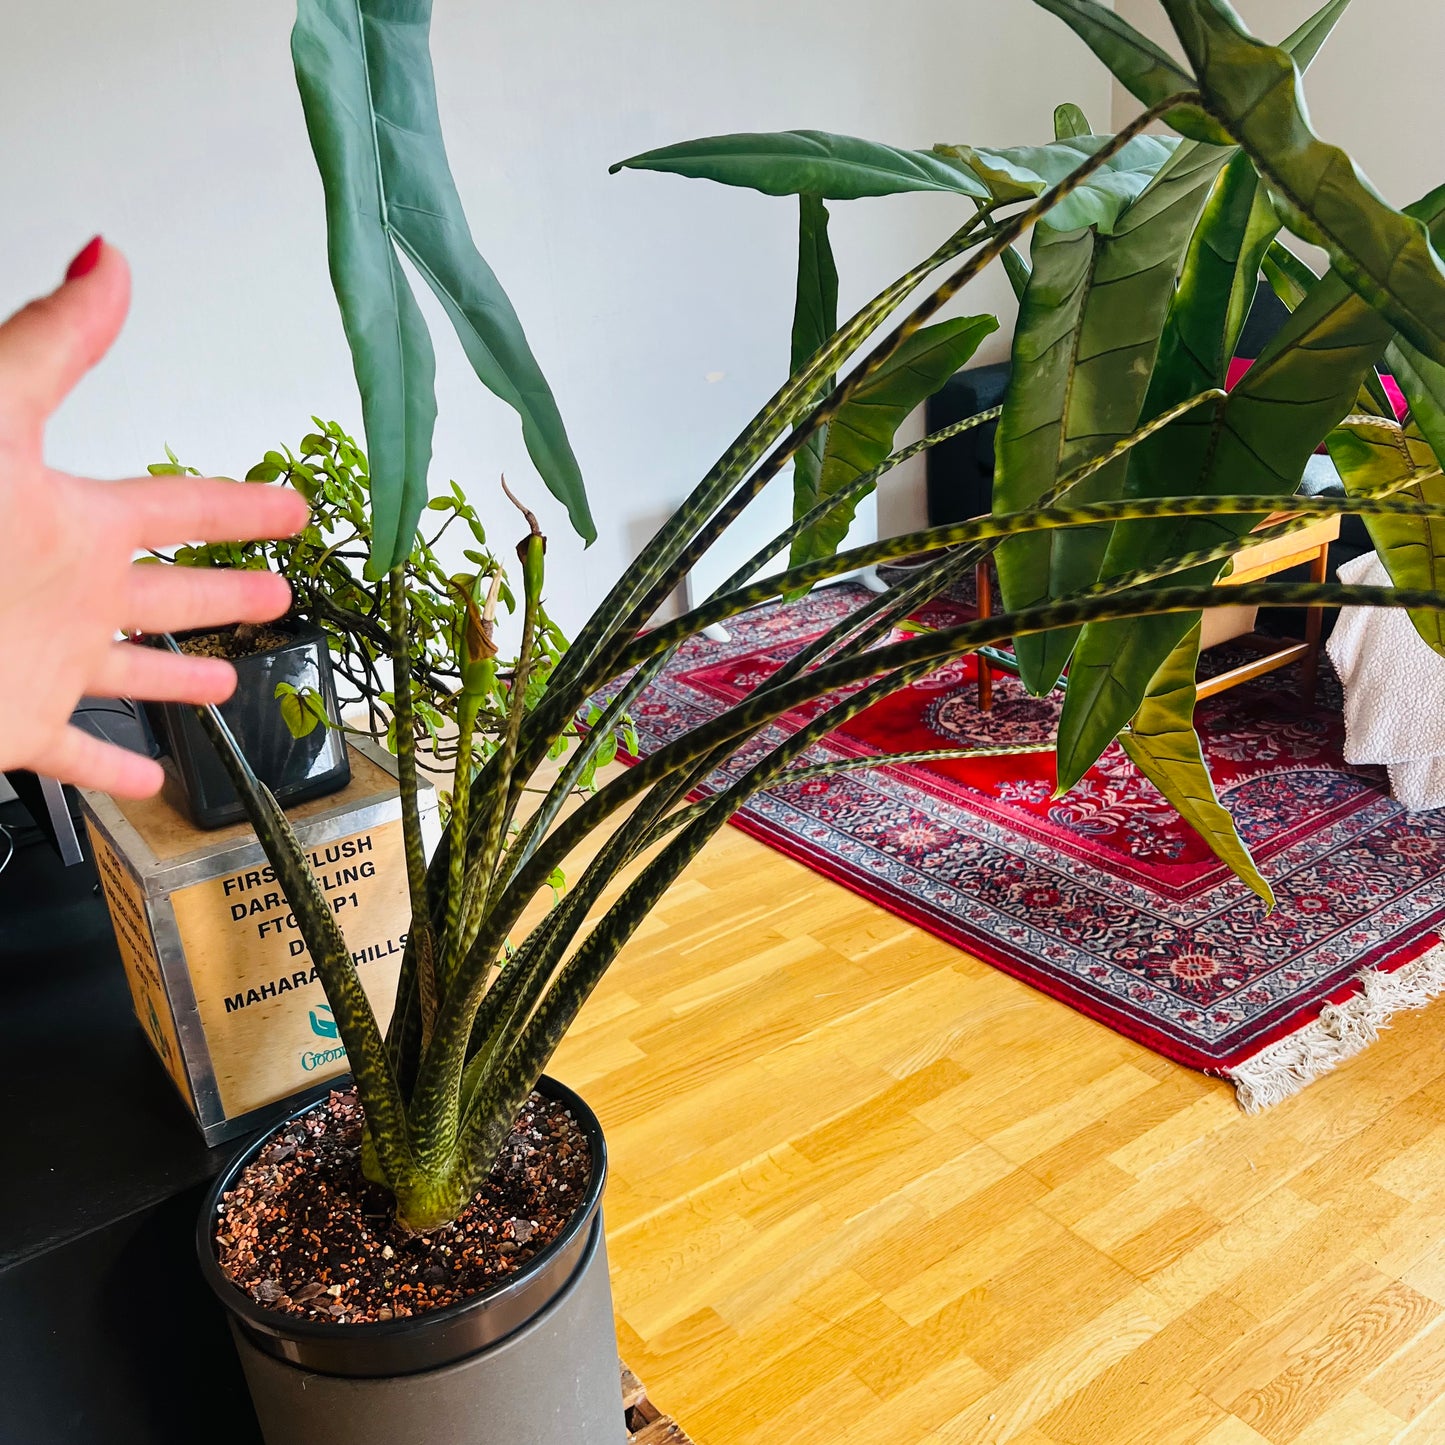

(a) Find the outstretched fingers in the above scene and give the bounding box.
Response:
[123,558,293,636]
[60,643,249,798]
[27,724,165,799]
[91,640,239,706]
[111,474,310,550]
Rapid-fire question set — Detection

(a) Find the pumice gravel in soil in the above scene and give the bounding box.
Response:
[215,1089,591,1325]
[176,622,295,661]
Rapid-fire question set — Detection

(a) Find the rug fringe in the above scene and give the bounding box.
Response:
[1227,944,1445,1112]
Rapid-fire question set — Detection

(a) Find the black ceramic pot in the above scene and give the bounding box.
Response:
[150,622,350,829]
[198,1077,626,1445]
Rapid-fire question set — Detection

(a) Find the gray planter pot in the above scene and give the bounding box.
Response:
[198,1078,627,1445]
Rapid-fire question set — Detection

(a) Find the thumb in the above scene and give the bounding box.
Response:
[0,238,131,445]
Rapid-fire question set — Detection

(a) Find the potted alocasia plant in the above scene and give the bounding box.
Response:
[190,1,1445,1442]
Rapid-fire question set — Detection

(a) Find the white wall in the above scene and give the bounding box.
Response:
[1112,1,1445,213]
[0,1,1110,635]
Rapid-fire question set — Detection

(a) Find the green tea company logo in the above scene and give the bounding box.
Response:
[302,1003,346,1072]
[309,1004,339,1039]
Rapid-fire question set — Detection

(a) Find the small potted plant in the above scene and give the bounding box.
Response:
[148,614,350,830]
[143,423,582,831]
[190,1,1445,1442]
[142,436,363,830]
[141,444,352,828]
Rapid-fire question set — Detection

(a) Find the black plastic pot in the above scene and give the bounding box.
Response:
[149,622,350,829]
[198,1077,626,1445]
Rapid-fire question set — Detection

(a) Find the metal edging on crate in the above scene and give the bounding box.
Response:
[146,891,226,1128]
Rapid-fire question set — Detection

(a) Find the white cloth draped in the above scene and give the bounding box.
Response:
[1327,551,1445,810]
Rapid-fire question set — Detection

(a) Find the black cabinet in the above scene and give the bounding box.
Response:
[0,824,260,1444]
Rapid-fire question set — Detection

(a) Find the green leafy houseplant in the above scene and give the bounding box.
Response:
[149,422,617,801]
[196,0,1445,1237]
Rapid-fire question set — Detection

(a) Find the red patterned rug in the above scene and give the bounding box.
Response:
[616,581,1445,1107]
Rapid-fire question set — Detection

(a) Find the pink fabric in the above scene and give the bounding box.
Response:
[1381,373,1408,420]
[1225,356,1255,392]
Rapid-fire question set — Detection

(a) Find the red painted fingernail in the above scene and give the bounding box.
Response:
[65,235,103,281]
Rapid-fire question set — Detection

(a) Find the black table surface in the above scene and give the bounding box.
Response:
[0,813,232,1272]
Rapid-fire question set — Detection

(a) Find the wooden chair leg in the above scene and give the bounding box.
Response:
[1300,543,1328,706]
[975,560,994,713]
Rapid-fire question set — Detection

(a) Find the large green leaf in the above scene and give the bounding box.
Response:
[1120,623,1274,906]
[984,37,1336,693]
[1056,184,1445,788]
[1032,0,1351,144]
[1215,162,1282,373]
[1264,243,1396,417]
[609,130,989,201]
[1132,0,1353,415]
[1389,340,1445,467]
[934,133,1180,228]
[1043,0,1403,787]
[790,196,839,381]
[293,0,592,578]
[1001,245,1032,301]
[292,0,437,581]
[1027,0,1226,144]
[1328,403,1445,655]
[1144,152,1274,424]
[1260,239,1319,311]
[1161,0,1445,369]
[1279,0,1354,71]
[992,137,1230,692]
[789,315,997,571]
[1053,103,1092,142]
[788,195,839,571]
[1379,342,1445,653]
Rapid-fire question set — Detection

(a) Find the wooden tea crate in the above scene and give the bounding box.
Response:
[80,740,438,1146]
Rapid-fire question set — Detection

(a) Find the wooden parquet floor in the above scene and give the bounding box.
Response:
[551,823,1445,1445]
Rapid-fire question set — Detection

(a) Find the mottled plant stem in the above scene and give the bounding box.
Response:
[442,688,481,972]
[388,567,437,1042]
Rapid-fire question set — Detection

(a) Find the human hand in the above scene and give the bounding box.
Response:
[0,238,309,797]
